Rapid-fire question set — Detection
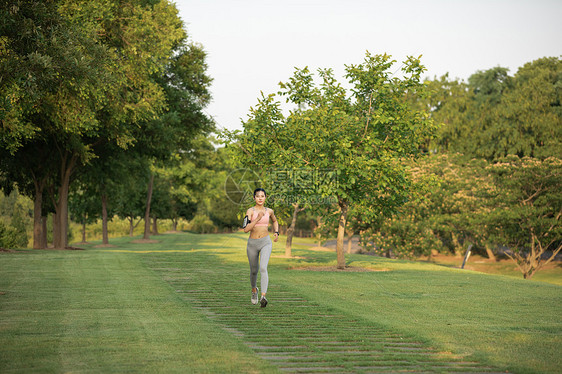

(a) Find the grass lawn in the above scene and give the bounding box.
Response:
[1,231,561,373]
[423,252,562,286]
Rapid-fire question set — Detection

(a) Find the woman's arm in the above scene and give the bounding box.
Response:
[270,209,279,235]
[243,208,264,233]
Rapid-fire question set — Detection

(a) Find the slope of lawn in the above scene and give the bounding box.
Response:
[1,231,560,373]
[426,253,562,286]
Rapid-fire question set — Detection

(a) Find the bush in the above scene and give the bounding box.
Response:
[0,220,27,249]
[188,214,217,234]
[10,209,28,248]
[362,214,444,259]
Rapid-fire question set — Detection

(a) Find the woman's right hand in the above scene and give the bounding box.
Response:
[256,211,265,219]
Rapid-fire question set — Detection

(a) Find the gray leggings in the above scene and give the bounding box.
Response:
[246,236,273,294]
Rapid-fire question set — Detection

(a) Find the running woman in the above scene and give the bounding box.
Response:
[243,188,279,307]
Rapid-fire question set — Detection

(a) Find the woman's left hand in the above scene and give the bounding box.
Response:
[273,233,279,242]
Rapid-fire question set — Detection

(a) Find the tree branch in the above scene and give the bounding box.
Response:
[504,250,527,275]
[521,187,543,205]
[544,207,562,236]
[541,242,562,268]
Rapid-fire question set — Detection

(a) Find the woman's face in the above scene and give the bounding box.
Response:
[254,191,266,205]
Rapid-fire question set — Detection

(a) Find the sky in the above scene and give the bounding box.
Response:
[174,0,562,133]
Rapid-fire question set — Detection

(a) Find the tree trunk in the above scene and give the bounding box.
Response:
[152,216,159,235]
[143,173,154,240]
[336,198,348,269]
[53,181,70,249]
[52,213,58,248]
[129,217,134,237]
[484,243,496,262]
[172,218,178,231]
[52,152,77,249]
[285,202,300,257]
[101,193,109,245]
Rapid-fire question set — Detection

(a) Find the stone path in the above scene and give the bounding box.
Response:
[146,252,506,373]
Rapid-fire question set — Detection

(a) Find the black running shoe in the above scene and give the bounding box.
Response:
[260,295,268,308]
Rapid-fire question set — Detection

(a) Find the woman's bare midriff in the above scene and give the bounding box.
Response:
[250,227,269,239]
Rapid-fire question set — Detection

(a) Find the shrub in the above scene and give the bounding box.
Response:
[0,220,27,249]
[188,214,217,234]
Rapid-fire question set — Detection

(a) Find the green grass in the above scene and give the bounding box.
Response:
[1,232,561,373]
[426,253,562,286]
[0,238,276,373]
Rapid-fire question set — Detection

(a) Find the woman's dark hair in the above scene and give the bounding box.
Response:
[253,188,266,197]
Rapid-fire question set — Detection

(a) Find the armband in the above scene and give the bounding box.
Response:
[243,215,251,228]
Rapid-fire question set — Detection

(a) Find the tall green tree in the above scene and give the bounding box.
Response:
[69,182,99,243]
[428,57,561,160]
[498,57,562,159]
[134,41,213,240]
[1,0,196,248]
[1,0,111,247]
[225,52,436,268]
[362,154,494,260]
[485,156,562,279]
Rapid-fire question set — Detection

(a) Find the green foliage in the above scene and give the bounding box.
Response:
[0,189,31,248]
[498,57,562,159]
[0,221,21,249]
[8,208,28,248]
[227,52,435,209]
[362,153,562,279]
[362,153,488,258]
[1,0,213,248]
[187,214,216,234]
[222,52,436,267]
[428,57,562,160]
[0,0,109,151]
[485,156,562,279]
[363,214,444,259]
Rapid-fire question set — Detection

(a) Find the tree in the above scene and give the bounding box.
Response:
[112,156,149,237]
[133,41,214,240]
[226,52,436,268]
[0,0,110,248]
[427,57,561,161]
[362,154,496,260]
[498,57,562,159]
[69,183,99,243]
[486,156,562,279]
[0,0,188,248]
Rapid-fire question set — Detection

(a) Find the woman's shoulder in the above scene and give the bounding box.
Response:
[246,207,254,215]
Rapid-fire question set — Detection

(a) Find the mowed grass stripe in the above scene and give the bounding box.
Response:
[145,249,504,373]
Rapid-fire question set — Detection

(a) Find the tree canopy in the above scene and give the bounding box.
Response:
[0,0,212,248]
[224,52,436,268]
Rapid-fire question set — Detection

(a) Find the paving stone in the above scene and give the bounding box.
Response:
[146,253,508,374]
